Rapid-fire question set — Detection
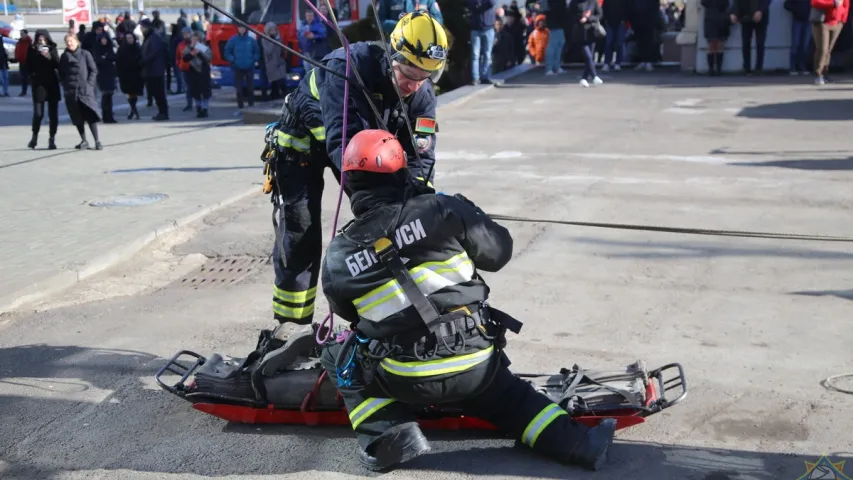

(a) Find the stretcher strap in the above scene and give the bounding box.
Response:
[560,367,644,409]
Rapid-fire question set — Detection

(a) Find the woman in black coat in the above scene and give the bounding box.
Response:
[25,30,61,150]
[93,33,118,123]
[59,33,102,150]
[701,0,731,75]
[115,32,144,120]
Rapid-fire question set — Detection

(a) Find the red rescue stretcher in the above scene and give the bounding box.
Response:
[155,329,687,432]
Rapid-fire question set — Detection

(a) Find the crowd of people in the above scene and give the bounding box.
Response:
[702,0,848,82]
[472,0,683,87]
[479,0,848,84]
[1,6,338,151]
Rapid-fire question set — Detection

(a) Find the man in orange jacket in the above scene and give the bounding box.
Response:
[174,26,193,111]
[15,29,32,96]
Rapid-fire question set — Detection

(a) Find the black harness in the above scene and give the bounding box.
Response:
[362,237,523,361]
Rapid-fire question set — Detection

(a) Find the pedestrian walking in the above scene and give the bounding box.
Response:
[174,27,193,111]
[94,33,118,123]
[116,32,144,119]
[224,25,259,109]
[15,29,32,96]
[26,30,61,150]
[260,22,288,100]
[182,31,212,117]
[0,32,9,97]
[139,18,169,120]
[59,34,103,150]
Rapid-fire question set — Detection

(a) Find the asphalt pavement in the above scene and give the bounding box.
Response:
[1,68,853,479]
[0,86,259,312]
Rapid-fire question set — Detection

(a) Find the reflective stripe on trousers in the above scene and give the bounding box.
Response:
[353,252,474,322]
[380,345,495,378]
[349,397,396,430]
[273,285,316,321]
[276,130,309,153]
[310,125,326,141]
[521,403,568,447]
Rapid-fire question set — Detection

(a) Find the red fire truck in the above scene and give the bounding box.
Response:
[207,0,367,91]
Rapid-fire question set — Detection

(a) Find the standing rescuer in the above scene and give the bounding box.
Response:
[263,11,446,327]
[317,129,618,472]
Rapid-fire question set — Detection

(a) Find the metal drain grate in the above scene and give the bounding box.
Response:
[180,256,269,287]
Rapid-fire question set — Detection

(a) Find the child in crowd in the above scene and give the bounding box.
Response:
[527,14,549,64]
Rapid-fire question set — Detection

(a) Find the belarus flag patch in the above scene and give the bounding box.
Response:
[414,117,437,135]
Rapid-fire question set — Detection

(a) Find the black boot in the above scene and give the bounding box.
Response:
[129,97,140,119]
[48,136,57,150]
[707,53,716,76]
[715,52,724,75]
[358,422,431,472]
[28,133,37,149]
[103,94,117,123]
[567,418,617,471]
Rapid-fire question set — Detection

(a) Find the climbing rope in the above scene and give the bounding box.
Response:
[487,214,853,243]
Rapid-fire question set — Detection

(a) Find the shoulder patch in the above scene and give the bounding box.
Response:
[414,117,437,135]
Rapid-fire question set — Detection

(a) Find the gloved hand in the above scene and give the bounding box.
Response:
[454,193,486,216]
[411,181,436,196]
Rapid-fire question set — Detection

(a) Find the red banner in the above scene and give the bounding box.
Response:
[63,0,91,25]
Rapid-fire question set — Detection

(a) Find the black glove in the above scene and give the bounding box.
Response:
[454,193,486,216]
[411,181,436,196]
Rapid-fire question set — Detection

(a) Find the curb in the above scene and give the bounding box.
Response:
[241,63,538,125]
[0,185,262,315]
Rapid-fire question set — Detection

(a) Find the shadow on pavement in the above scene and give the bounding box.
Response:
[736,99,853,121]
[0,102,243,128]
[790,289,853,301]
[0,118,242,170]
[729,157,853,171]
[1,344,850,479]
[709,148,851,156]
[106,166,259,174]
[570,237,853,261]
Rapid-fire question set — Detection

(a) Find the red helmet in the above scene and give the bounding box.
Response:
[342,130,406,174]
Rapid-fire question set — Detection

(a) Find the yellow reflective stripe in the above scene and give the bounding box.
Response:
[349,397,395,430]
[276,131,310,152]
[310,126,326,141]
[415,177,434,188]
[273,286,317,304]
[353,252,474,322]
[272,301,315,319]
[521,403,568,447]
[309,68,320,100]
[380,346,494,378]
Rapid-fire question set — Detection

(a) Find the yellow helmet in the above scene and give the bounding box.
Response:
[389,11,448,80]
